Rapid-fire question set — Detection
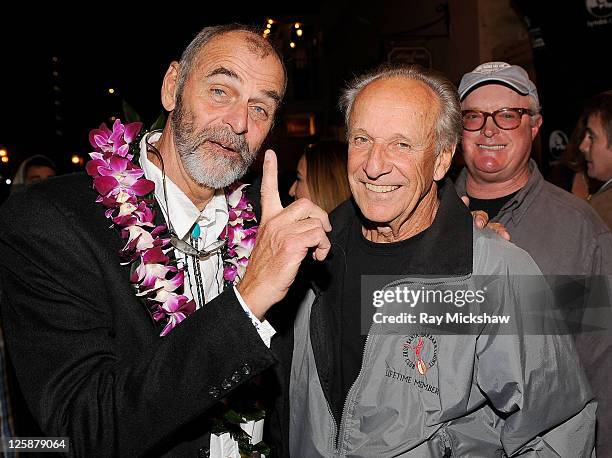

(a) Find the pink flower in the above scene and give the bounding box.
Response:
[134,263,176,291]
[93,156,154,201]
[89,119,142,158]
[224,264,238,283]
[113,201,155,227]
[153,290,196,336]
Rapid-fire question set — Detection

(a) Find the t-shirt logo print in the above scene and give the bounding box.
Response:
[403,335,438,375]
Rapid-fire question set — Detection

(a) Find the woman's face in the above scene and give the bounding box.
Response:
[288,154,311,200]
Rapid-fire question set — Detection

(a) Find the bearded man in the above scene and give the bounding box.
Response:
[0,24,332,457]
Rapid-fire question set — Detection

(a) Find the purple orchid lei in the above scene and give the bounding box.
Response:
[86,119,258,336]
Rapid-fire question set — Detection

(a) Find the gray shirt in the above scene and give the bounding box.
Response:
[455,159,612,276]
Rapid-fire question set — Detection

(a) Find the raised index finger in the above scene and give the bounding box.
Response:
[260,149,283,223]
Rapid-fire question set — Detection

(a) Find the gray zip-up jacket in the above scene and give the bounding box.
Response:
[286,187,596,457]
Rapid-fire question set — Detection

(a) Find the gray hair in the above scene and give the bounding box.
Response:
[339,64,462,156]
[175,23,287,102]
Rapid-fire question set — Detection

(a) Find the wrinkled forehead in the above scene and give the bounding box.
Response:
[202,31,277,60]
[350,77,440,136]
[192,31,286,89]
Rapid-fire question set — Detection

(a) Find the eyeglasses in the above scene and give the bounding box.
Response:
[461,108,535,131]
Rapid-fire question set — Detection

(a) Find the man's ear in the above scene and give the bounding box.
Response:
[531,114,543,140]
[433,145,456,181]
[161,62,180,112]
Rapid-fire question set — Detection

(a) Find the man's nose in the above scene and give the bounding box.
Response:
[223,103,249,135]
[363,142,391,179]
[579,135,590,156]
[482,114,500,138]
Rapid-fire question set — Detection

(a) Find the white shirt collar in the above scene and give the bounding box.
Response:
[138,131,228,242]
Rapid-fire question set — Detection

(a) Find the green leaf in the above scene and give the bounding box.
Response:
[150,112,167,131]
[241,409,266,422]
[122,100,142,123]
[223,409,245,424]
[252,440,271,455]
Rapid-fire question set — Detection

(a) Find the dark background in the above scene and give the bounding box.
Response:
[1,2,611,202]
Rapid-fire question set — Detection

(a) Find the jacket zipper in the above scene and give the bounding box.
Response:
[334,326,373,455]
[309,288,342,455]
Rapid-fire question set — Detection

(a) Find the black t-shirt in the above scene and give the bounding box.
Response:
[336,218,429,420]
[467,191,519,220]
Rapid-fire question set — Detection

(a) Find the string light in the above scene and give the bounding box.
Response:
[296,29,303,37]
[289,42,296,48]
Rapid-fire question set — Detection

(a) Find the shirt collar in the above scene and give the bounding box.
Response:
[139,131,228,241]
[456,158,543,225]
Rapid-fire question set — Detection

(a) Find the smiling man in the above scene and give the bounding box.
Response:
[455,62,612,456]
[455,61,612,277]
[268,64,596,457]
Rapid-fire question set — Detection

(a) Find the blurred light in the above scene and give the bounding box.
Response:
[1,156,8,163]
[295,22,301,29]
[296,29,303,37]
[108,88,115,94]
[110,116,117,121]
[266,23,272,29]
[52,56,58,62]
[5,179,11,185]
[0,149,7,157]
[71,154,82,165]
[289,42,296,48]
[52,71,59,77]
[267,18,274,24]
[263,29,270,35]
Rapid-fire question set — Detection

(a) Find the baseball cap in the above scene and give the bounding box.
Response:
[458,62,540,109]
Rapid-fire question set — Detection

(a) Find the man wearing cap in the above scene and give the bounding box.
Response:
[455,61,612,455]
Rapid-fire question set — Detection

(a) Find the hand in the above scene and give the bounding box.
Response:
[237,150,332,319]
[461,196,511,241]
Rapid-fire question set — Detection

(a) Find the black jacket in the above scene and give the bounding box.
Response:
[0,173,276,457]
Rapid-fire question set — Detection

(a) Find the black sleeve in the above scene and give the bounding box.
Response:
[0,187,277,456]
